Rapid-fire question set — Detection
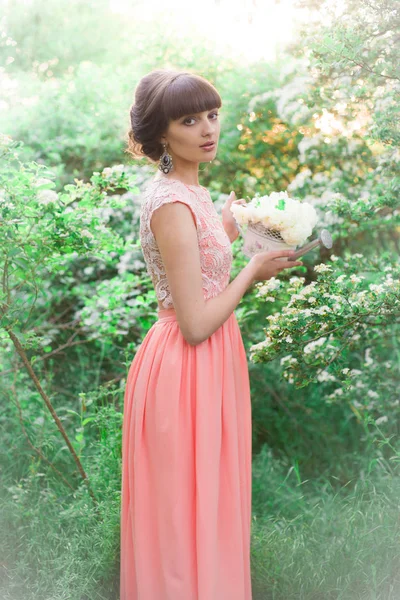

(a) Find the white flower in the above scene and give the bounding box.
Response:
[335,275,346,284]
[317,370,336,382]
[331,387,344,396]
[289,276,305,288]
[0,133,13,146]
[350,274,363,284]
[364,348,373,365]
[375,415,388,426]
[250,341,267,355]
[299,282,317,296]
[314,305,330,315]
[314,263,332,273]
[307,296,316,304]
[369,283,385,293]
[341,368,350,374]
[280,354,298,366]
[303,337,327,354]
[330,254,340,262]
[285,335,293,343]
[37,189,59,205]
[258,277,281,294]
[34,177,53,187]
[367,390,379,399]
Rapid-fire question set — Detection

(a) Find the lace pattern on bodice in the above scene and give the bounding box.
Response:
[139,174,233,309]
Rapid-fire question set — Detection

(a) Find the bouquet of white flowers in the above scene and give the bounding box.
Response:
[230,191,318,258]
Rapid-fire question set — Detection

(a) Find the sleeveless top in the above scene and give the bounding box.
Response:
[139,172,233,309]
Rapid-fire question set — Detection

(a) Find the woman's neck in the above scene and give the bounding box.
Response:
[163,162,200,187]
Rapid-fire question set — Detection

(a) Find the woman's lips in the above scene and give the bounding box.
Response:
[200,142,216,152]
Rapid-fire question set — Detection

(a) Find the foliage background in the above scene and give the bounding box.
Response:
[1,0,399,598]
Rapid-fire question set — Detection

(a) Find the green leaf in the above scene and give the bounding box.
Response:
[276,199,286,211]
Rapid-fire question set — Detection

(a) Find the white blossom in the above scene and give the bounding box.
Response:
[250,337,272,353]
[34,177,53,187]
[314,263,332,273]
[369,283,385,293]
[37,189,59,205]
[364,348,373,365]
[350,274,364,284]
[375,415,388,426]
[304,337,327,354]
[317,370,336,382]
[280,354,298,366]
[258,277,281,293]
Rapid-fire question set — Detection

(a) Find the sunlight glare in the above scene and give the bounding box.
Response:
[110,0,307,63]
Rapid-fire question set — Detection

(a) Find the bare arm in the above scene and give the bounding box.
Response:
[151,201,300,346]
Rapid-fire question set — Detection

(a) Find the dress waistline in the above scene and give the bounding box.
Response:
[156,308,178,323]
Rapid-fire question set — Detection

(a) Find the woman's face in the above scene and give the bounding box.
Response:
[161,107,220,166]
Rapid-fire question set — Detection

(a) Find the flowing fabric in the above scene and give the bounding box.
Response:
[120,307,253,600]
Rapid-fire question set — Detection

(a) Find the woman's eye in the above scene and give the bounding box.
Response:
[209,112,219,119]
[183,117,196,125]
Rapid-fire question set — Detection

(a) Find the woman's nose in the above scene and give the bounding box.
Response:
[201,118,216,136]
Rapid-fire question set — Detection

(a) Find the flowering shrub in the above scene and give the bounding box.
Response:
[249,252,400,421]
[241,0,400,435]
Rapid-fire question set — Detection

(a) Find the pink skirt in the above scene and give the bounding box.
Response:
[120,308,252,600]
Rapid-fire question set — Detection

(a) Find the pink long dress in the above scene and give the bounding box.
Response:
[120,171,253,600]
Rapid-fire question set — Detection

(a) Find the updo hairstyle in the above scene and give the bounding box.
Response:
[126,69,222,163]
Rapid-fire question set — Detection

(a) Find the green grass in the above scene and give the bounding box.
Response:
[1,426,400,599]
[251,448,400,600]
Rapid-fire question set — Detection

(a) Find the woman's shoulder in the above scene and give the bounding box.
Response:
[143,172,207,206]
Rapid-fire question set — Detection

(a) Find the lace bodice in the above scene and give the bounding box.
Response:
[139,173,233,309]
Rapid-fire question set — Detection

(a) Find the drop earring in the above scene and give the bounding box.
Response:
[158,143,173,174]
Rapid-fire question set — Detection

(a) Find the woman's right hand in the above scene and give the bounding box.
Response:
[249,250,303,283]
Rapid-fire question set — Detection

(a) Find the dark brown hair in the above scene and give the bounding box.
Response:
[126,69,222,162]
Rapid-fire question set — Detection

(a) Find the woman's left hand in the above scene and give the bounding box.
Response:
[221,191,247,243]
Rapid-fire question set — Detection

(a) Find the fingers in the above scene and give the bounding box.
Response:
[283,261,303,268]
[266,249,297,259]
[274,260,303,273]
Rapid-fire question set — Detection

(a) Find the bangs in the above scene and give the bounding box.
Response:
[162,74,222,121]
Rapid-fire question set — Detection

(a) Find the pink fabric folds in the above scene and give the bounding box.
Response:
[120,308,252,600]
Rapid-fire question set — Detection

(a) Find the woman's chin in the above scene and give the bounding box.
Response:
[199,151,217,163]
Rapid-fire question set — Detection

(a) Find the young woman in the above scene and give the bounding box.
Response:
[120,69,302,600]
